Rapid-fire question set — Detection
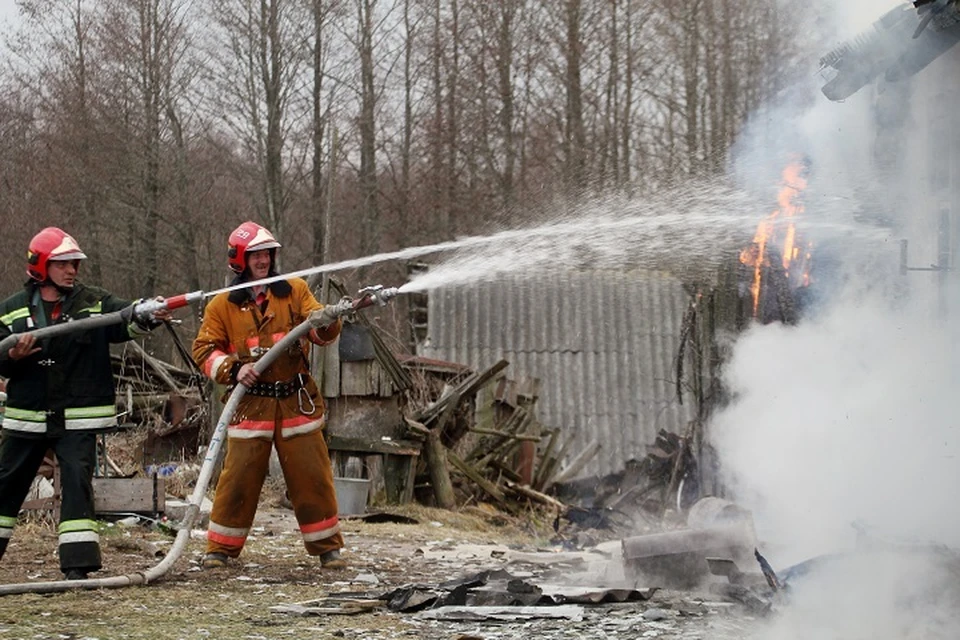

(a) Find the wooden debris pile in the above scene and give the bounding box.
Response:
[111,340,208,467]
[552,428,701,533]
[398,358,599,520]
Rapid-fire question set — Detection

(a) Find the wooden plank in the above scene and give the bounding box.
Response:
[320,340,341,398]
[504,480,566,511]
[325,396,404,441]
[378,360,393,397]
[326,434,421,457]
[93,477,164,513]
[468,427,542,442]
[548,439,602,487]
[365,455,385,504]
[341,360,378,396]
[448,452,505,503]
[414,359,510,425]
[382,453,416,504]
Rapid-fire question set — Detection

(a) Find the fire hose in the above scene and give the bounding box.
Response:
[0,285,399,596]
[0,293,201,360]
[0,257,403,359]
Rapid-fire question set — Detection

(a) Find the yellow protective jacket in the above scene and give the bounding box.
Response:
[193,277,340,440]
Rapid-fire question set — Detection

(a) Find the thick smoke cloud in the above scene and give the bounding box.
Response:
[712,0,960,637]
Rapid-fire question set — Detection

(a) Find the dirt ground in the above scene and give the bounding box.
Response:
[0,502,763,640]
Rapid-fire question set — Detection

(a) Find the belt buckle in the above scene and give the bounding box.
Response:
[273,380,284,397]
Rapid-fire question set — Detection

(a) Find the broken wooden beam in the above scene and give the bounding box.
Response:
[448,452,506,503]
[414,359,509,425]
[547,439,601,488]
[504,480,567,511]
[468,427,542,442]
[423,391,461,510]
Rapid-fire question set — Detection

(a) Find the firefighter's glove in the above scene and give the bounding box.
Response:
[127,298,168,331]
[309,298,353,329]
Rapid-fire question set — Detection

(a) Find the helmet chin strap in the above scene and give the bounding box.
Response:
[38,279,74,298]
[53,282,74,296]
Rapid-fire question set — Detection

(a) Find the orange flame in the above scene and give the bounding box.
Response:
[739,160,813,317]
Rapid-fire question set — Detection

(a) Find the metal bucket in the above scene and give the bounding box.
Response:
[333,477,370,516]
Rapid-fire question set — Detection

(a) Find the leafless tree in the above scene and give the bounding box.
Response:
[0,0,809,308]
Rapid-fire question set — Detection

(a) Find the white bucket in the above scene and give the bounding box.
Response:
[333,477,370,516]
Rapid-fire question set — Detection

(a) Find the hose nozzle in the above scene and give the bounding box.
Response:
[352,285,401,311]
[133,291,203,324]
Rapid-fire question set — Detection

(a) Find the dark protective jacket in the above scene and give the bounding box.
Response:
[192,277,340,440]
[0,282,144,436]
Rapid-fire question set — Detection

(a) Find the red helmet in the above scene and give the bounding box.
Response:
[227,221,281,273]
[26,227,87,282]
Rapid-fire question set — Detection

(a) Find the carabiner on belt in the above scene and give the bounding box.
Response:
[296,373,316,415]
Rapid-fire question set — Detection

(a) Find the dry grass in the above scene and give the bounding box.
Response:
[0,501,552,640]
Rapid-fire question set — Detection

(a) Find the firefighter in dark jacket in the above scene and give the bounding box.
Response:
[193,222,346,570]
[0,227,169,580]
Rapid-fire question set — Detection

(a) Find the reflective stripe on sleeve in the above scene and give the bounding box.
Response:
[1,407,46,433]
[76,302,103,315]
[204,351,229,378]
[65,416,118,431]
[0,307,30,327]
[128,322,149,337]
[64,405,117,431]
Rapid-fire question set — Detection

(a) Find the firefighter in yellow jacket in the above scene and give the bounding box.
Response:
[193,221,346,569]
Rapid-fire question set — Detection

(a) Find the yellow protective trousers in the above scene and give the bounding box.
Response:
[206,427,343,558]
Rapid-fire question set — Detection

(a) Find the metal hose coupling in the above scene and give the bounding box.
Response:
[353,285,400,311]
[133,291,203,324]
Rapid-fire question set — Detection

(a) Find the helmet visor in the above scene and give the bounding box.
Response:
[49,250,87,262]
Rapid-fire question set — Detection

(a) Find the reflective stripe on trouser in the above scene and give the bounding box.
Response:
[58,519,100,568]
[207,427,342,558]
[0,431,101,571]
[0,515,16,562]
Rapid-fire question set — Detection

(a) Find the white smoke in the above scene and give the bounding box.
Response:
[711,0,960,637]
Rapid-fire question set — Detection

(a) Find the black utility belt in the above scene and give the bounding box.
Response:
[246,377,304,398]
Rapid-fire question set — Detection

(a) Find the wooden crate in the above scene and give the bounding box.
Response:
[92,477,165,514]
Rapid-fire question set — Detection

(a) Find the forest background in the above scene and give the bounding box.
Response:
[0,0,811,346]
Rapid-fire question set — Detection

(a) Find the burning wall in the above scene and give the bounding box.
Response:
[738,159,815,325]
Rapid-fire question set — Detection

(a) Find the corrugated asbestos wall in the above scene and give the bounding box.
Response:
[418,269,695,478]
